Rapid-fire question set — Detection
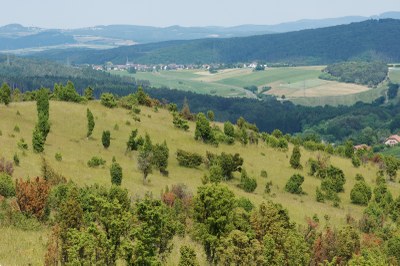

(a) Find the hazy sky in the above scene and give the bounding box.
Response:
[2,0,400,28]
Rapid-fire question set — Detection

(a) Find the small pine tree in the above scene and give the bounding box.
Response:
[179,245,199,266]
[37,112,50,141]
[86,108,95,138]
[290,145,302,169]
[102,130,111,149]
[32,125,45,153]
[0,82,11,106]
[110,160,123,186]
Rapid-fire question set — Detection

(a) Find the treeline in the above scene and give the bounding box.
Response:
[34,19,400,65]
[0,55,135,95]
[320,61,389,86]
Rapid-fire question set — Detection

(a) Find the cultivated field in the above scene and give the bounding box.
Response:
[113,67,374,106]
[1,101,399,263]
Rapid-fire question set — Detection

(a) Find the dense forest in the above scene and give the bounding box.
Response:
[33,19,400,65]
[320,61,389,86]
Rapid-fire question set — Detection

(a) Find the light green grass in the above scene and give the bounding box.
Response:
[113,67,374,106]
[0,101,399,264]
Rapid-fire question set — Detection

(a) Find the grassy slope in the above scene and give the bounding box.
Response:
[116,67,374,106]
[1,101,399,264]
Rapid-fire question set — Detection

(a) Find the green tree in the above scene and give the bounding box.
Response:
[290,145,302,169]
[36,87,50,118]
[0,173,16,197]
[86,108,95,138]
[32,125,45,153]
[137,134,153,183]
[135,86,148,105]
[0,82,11,105]
[110,160,123,186]
[126,129,141,151]
[84,86,94,100]
[152,141,169,175]
[344,140,354,158]
[195,112,215,144]
[285,174,305,194]
[37,112,50,141]
[216,230,264,265]
[350,181,372,205]
[102,130,111,149]
[129,195,177,264]
[251,201,310,265]
[387,236,400,264]
[384,155,399,181]
[100,93,117,108]
[207,110,215,121]
[224,121,235,138]
[194,184,235,263]
[179,245,199,266]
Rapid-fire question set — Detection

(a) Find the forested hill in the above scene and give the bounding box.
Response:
[33,19,400,65]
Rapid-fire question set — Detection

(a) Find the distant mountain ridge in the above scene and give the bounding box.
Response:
[0,11,399,52]
[32,19,400,65]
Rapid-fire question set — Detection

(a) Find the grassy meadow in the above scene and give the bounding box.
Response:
[1,101,399,264]
[113,67,376,106]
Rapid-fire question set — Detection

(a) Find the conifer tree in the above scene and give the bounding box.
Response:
[86,108,95,138]
[290,145,302,169]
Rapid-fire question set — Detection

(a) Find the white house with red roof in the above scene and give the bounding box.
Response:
[385,135,400,146]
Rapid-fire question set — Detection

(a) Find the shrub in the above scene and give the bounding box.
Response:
[173,113,189,131]
[290,145,302,169]
[285,174,305,194]
[13,153,20,166]
[110,161,123,186]
[0,173,16,197]
[236,197,254,212]
[224,121,235,138]
[260,170,268,178]
[152,141,169,175]
[13,125,20,133]
[100,93,117,108]
[126,129,142,151]
[41,158,66,186]
[176,149,203,168]
[87,156,106,167]
[55,153,62,162]
[17,138,28,150]
[16,177,50,220]
[316,187,325,202]
[355,174,364,181]
[102,130,111,149]
[239,169,257,193]
[0,157,14,176]
[350,181,372,205]
[352,155,361,168]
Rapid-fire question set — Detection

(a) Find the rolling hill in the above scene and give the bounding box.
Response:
[33,19,400,65]
[1,99,398,264]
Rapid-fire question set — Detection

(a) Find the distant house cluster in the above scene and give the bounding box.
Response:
[92,61,268,73]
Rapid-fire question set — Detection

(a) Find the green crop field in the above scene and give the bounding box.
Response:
[112,67,375,106]
[1,101,398,264]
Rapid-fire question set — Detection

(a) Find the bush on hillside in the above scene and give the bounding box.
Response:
[239,169,257,193]
[0,173,15,197]
[350,181,372,205]
[87,156,106,168]
[285,174,305,194]
[176,149,203,168]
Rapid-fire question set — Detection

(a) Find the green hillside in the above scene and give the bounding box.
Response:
[34,19,400,65]
[1,100,399,264]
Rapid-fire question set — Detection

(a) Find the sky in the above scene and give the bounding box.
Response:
[2,0,400,29]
